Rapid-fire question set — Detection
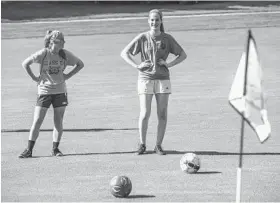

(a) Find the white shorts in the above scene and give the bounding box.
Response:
[138,80,172,95]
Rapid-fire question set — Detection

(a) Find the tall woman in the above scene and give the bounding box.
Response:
[121,9,187,155]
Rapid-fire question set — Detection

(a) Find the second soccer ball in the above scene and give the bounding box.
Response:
[110,175,132,198]
[180,153,200,174]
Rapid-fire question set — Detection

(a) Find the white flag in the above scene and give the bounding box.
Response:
[229,30,271,143]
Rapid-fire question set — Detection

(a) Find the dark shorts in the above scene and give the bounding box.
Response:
[36,93,68,108]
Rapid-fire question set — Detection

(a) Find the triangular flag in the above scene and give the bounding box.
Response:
[229,30,271,143]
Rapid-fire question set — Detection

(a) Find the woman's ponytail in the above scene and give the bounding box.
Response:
[44,30,53,48]
[160,24,165,33]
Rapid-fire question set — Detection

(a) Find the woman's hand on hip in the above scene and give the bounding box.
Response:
[32,76,40,83]
[63,73,70,80]
[137,60,153,71]
[157,59,169,68]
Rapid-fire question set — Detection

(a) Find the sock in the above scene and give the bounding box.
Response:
[27,140,35,151]
[53,142,60,150]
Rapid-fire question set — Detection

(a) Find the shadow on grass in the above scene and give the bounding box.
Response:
[126,194,156,199]
[23,150,280,158]
[165,150,280,156]
[63,151,136,157]
[32,150,149,157]
[193,171,222,174]
[27,153,133,158]
[2,128,138,133]
[60,150,280,157]
[29,151,136,158]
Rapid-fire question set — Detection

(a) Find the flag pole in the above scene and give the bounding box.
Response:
[236,29,252,203]
[236,118,245,203]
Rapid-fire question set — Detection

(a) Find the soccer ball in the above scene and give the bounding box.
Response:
[180,153,200,174]
[110,176,132,198]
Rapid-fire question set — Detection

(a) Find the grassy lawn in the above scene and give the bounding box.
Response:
[2,1,280,22]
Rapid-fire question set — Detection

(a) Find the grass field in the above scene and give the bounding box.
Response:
[2,4,280,202]
[2,1,280,22]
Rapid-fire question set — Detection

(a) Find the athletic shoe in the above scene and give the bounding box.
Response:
[154,145,166,155]
[51,148,63,157]
[136,144,146,155]
[18,149,32,158]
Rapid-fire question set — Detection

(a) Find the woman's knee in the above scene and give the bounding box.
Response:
[32,116,45,128]
[53,115,64,128]
[53,117,64,132]
[53,107,66,121]
[32,107,48,126]
[157,109,168,121]
[139,109,151,121]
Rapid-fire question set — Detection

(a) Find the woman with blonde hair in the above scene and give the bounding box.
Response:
[121,9,187,155]
[19,30,84,158]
